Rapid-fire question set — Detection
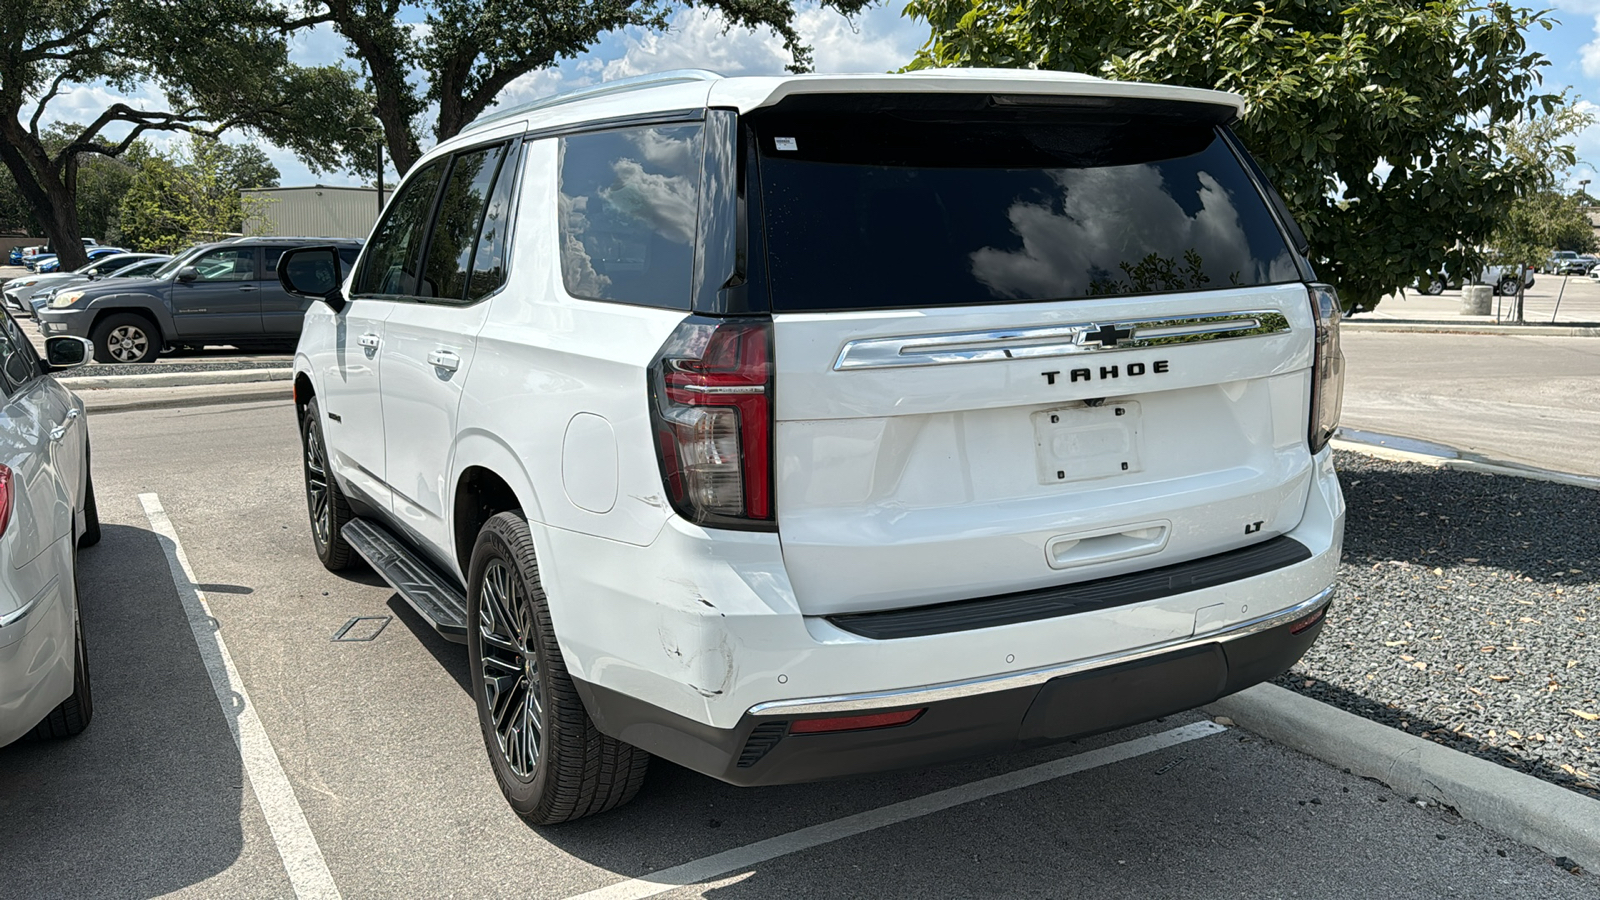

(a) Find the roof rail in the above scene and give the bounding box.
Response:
[465,69,724,134]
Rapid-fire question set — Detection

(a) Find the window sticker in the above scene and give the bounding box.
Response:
[774,137,798,152]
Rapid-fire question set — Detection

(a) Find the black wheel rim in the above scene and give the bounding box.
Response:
[304,422,331,549]
[478,559,542,779]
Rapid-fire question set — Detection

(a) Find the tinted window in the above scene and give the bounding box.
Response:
[752,112,1298,311]
[420,145,505,301]
[356,159,445,296]
[86,255,140,275]
[192,247,257,282]
[467,144,521,302]
[558,124,703,308]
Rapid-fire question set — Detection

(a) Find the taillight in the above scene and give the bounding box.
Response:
[649,318,774,529]
[0,464,12,537]
[1307,284,1344,453]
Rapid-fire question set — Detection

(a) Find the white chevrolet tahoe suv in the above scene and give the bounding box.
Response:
[279,68,1346,824]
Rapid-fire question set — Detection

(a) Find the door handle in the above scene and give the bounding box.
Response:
[427,349,461,372]
[358,333,381,350]
[237,284,257,292]
[50,408,80,442]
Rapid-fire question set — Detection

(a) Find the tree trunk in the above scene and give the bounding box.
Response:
[0,122,88,270]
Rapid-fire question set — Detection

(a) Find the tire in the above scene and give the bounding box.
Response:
[79,469,101,548]
[1496,279,1519,296]
[28,607,92,739]
[1423,281,1444,295]
[467,511,649,824]
[90,313,160,364]
[300,397,355,571]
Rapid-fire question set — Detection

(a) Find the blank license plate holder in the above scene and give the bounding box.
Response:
[1033,402,1143,484]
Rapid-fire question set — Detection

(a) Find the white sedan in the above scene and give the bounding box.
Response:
[0,316,100,746]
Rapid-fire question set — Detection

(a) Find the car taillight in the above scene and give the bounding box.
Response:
[0,464,12,538]
[649,318,774,529]
[1307,284,1345,453]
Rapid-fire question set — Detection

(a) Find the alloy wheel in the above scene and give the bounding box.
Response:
[478,559,542,779]
[106,325,148,362]
[304,423,331,549]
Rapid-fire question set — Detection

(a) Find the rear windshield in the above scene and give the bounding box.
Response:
[750,110,1299,312]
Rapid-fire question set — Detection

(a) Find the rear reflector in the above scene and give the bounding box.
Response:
[1289,603,1330,635]
[0,464,12,538]
[789,709,925,734]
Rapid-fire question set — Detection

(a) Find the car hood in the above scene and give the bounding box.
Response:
[68,276,170,303]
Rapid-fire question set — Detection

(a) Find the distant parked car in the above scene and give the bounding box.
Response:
[21,252,56,272]
[7,247,25,266]
[5,253,168,317]
[0,316,100,748]
[36,247,125,275]
[1543,250,1579,273]
[1416,264,1533,296]
[1553,255,1595,276]
[30,256,171,318]
[37,236,362,363]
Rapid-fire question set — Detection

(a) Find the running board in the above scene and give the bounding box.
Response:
[342,517,468,644]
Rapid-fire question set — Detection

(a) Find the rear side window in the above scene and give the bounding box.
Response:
[420,145,506,301]
[0,315,37,395]
[558,123,703,309]
[467,143,521,301]
[751,110,1299,311]
[356,159,445,296]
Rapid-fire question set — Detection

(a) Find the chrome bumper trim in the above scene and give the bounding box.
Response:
[747,587,1334,717]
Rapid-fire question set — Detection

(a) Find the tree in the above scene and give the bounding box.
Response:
[293,0,877,175]
[905,0,1565,311]
[1486,103,1596,321]
[118,137,275,252]
[0,0,370,270]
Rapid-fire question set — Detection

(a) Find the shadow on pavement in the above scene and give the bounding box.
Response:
[0,524,247,898]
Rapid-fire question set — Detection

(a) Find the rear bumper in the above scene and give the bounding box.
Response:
[573,590,1329,785]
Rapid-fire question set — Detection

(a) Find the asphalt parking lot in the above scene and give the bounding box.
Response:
[0,400,1592,899]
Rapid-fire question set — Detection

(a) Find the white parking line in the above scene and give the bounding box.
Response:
[568,720,1226,900]
[140,493,341,900]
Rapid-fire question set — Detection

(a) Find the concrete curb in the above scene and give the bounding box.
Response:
[1343,320,1600,337]
[59,367,291,390]
[1331,429,1600,491]
[1207,683,1600,871]
[78,381,290,413]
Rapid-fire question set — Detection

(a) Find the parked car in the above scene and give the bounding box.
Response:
[1543,250,1579,273]
[5,253,169,317]
[0,316,100,748]
[21,252,56,273]
[37,237,362,363]
[35,247,125,275]
[7,247,28,266]
[279,68,1346,824]
[30,257,173,318]
[1416,264,1534,296]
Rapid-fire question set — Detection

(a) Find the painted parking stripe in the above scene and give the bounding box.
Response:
[568,720,1226,900]
[141,493,341,900]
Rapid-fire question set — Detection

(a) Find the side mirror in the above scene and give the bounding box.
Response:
[177,266,199,283]
[276,246,347,314]
[44,336,92,371]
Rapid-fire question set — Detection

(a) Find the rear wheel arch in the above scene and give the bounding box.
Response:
[454,464,531,580]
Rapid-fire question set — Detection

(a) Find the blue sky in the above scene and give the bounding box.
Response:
[39,2,1600,191]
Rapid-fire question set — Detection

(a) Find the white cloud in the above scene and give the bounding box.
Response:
[1583,15,1600,78]
[600,3,925,82]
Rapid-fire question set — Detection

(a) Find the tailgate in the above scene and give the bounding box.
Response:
[772,285,1317,616]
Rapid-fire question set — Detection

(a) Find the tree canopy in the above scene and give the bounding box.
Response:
[0,0,369,267]
[906,0,1570,311]
[296,0,877,175]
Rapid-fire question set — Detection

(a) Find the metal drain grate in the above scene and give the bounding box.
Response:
[332,616,392,642]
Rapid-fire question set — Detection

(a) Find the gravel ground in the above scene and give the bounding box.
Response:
[65,357,292,375]
[1276,451,1599,800]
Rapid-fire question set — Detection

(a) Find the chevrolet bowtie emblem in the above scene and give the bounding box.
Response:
[1083,323,1133,348]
